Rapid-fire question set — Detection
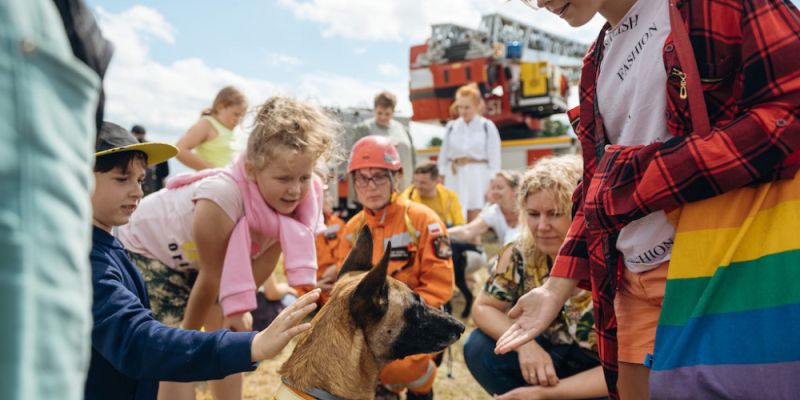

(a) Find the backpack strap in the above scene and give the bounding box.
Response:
[403,202,420,247]
[445,122,454,148]
[350,213,367,245]
[668,1,711,136]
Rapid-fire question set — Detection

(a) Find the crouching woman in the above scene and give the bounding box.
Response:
[464,156,606,399]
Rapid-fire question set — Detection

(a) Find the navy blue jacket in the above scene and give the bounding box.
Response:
[85,227,258,400]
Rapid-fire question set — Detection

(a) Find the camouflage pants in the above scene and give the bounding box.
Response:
[128,251,197,327]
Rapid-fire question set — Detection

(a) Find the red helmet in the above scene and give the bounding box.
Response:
[347,136,402,173]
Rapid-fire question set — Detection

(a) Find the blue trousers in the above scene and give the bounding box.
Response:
[0,1,100,399]
[463,328,601,396]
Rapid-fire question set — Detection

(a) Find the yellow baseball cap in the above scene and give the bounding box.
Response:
[95,122,177,166]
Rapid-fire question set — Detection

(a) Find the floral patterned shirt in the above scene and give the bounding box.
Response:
[483,243,597,352]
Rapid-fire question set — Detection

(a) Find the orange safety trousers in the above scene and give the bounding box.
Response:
[380,354,437,395]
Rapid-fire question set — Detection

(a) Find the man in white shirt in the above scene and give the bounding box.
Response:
[352,91,416,190]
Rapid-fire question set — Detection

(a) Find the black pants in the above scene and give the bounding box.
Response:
[463,329,604,397]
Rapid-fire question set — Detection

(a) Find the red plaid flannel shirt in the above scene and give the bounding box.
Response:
[551,0,800,396]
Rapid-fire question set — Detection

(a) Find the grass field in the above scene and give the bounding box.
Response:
[197,242,502,400]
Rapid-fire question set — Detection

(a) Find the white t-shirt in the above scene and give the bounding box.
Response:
[479,203,521,245]
[118,174,273,270]
[596,0,675,273]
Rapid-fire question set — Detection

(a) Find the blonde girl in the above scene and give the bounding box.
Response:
[176,86,247,170]
[436,83,502,222]
[118,96,340,400]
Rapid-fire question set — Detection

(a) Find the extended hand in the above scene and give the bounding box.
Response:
[250,289,320,362]
[495,286,565,354]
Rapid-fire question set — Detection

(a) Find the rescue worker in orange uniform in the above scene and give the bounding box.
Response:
[337,136,455,400]
[294,184,344,305]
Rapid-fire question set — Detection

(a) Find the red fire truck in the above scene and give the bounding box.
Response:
[409,13,588,167]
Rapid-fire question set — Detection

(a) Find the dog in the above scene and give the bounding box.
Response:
[277,226,465,400]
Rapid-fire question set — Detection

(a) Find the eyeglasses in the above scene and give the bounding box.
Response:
[518,0,541,10]
[353,173,391,188]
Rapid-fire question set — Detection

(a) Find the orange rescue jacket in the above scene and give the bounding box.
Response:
[295,213,345,303]
[337,196,454,308]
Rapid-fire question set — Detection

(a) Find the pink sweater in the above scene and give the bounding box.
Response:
[167,156,322,316]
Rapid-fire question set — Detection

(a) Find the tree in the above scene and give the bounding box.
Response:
[542,119,568,137]
[429,137,443,147]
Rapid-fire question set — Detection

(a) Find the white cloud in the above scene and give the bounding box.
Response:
[268,52,303,67]
[94,4,602,164]
[95,6,409,146]
[278,0,604,44]
[96,6,283,146]
[377,63,404,78]
[278,0,482,42]
[295,72,409,112]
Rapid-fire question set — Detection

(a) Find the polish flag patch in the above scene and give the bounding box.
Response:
[427,223,442,236]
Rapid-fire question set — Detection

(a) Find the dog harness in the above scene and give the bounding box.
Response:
[274,378,348,400]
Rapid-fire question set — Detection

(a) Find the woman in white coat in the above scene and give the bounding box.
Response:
[437,83,502,222]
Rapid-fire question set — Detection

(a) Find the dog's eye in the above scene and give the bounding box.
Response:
[387,329,393,334]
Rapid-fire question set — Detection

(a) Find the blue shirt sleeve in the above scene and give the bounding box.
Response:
[90,252,258,382]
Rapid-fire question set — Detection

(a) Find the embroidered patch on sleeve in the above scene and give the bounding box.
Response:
[432,236,452,259]
[427,223,442,236]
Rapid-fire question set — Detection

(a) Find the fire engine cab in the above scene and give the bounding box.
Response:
[409,13,588,142]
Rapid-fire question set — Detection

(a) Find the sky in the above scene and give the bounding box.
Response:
[87,0,800,153]
[86,0,607,150]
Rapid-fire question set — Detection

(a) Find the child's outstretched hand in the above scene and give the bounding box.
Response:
[250,288,320,362]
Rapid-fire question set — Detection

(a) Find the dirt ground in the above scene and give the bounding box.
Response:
[197,242,502,400]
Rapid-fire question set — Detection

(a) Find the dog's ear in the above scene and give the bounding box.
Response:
[349,241,392,327]
[339,225,374,276]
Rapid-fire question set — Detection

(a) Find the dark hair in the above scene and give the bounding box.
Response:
[131,125,146,134]
[95,151,148,174]
[373,91,397,110]
[414,161,439,179]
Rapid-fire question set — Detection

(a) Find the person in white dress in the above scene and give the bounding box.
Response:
[437,83,502,222]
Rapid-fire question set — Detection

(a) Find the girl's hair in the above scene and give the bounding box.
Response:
[201,86,247,117]
[495,170,522,189]
[246,96,342,170]
[455,83,481,105]
[516,155,583,269]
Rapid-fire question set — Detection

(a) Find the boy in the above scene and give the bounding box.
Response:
[87,122,319,400]
[352,91,416,189]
